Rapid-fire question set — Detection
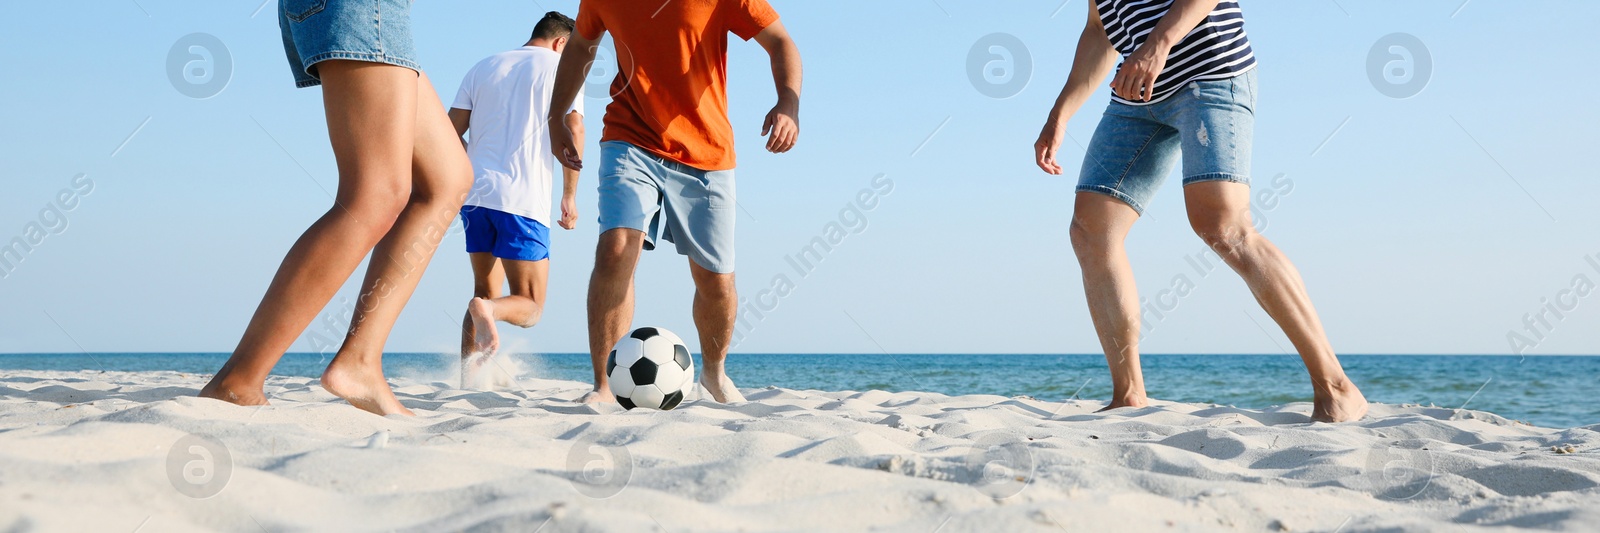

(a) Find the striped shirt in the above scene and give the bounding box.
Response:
[1097,0,1257,105]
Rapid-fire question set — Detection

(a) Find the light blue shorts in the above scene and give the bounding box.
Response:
[1078,69,1257,214]
[278,0,420,89]
[597,141,737,273]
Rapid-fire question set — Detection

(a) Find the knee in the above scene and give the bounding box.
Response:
[593,232,642,273]
[416,162,474,210]
[341,185,411,240]
[693,270,737,300]
[1069,217,1114,258]
[1191,217,1255,260]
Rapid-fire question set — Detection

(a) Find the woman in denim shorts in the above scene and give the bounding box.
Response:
[1033,0,1368,422]
[201,0,472,416]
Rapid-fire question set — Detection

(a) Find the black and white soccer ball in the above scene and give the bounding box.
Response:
[607,327,695,410]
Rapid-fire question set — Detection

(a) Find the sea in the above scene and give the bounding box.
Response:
[0,353,1594,429]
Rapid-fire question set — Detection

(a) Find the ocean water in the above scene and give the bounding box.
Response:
[0,353,1594,428]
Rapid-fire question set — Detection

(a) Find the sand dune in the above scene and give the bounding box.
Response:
[0,368,1596,532]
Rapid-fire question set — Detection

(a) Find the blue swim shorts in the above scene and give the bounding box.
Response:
[1077,69,1257,214]
[461,206,551,262]
[278,0,420,88]
[597,141,737,273]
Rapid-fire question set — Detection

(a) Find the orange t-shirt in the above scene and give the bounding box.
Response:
[576,0,779,171]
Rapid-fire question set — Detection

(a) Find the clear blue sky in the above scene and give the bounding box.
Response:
[2,1,1596,356]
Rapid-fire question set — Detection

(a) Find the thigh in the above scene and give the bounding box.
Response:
[1078,105,1181,215]
[469,252,505,299]
[502,258,551,303]
[1182,180,1254,232]
[410,71,473,203]
[318,61,419,206]
[1072,191,1141,241]
[1167,73,1255,186]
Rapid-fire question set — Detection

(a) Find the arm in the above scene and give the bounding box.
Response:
[558,111,585,230]
[753,21,801,154]
[1110,0,1220,102]
[448,108,471,150]
[1034,2,1121,175]
[549,31,600,170]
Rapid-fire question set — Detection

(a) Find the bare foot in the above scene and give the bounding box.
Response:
[467,298,500,355]
[198,375,270,407]
[578,388,616,404]
[1312,378,1368,423]
[700,372,746,403]
[321,358,415,416]
[1096,395,1149,412]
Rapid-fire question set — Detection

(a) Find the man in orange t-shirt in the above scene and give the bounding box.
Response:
[548,0,802,404]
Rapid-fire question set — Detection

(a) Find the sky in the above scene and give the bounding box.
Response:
[1,0,1597,357]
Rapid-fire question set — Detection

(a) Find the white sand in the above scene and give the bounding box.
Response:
[0,369,1596,532]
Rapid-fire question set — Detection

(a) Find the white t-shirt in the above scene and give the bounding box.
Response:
[452,46,583,226]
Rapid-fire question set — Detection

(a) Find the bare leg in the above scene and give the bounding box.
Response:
[580,229,644,403]
[461,253,505,385]
[1182,181,1367,422]
[1069,192,1148,410]
[462,254,549,387]
[321,66,473,416]
[201,61,436,407]
[690,260,743,403]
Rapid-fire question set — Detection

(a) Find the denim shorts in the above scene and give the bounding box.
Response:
[1077,69,1257,214]
[598,141,737,273]
[278,0,420,88]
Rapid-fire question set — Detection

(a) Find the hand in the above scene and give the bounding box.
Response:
[761,99,799,154]
[1034,119,1067,175]
[558,195,578,230]
[549,117,582,171]
[1110,43,1169,102]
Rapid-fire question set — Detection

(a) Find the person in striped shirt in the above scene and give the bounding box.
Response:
[1033,0,1368,422]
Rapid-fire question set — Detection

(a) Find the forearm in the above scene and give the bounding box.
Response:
[1048,30,1120,124]
[769,38,802,106]
[1145,0,1220,51]
[562,114,585,197]
[447,108,471,150]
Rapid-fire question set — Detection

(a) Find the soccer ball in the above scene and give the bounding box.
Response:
[607,327,696,410]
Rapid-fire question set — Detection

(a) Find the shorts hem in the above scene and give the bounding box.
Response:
[1182,173,1250,186]
[296,52,422,88]
[597,222,656,250]
[1075,185,1147,215]
[688,254,735,274]
[492,252,550,263]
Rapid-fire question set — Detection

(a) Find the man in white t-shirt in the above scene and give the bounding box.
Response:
[448,11,585,381]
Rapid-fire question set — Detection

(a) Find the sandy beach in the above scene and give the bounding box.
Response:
[0,368,1596,532]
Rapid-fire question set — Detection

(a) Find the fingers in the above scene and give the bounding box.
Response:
[1034,141,1062,175]
[765,117,797,153]
[761,112,775,138]
[560,146,583,171]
